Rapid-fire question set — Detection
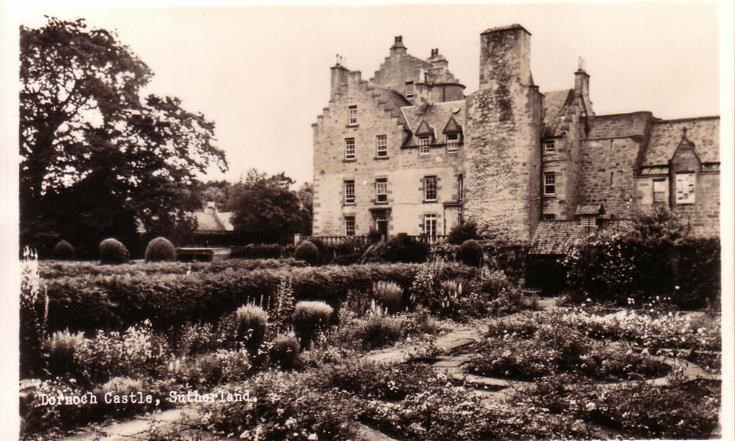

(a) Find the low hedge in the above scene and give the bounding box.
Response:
[42,263,475,333]
[229,244,284,260]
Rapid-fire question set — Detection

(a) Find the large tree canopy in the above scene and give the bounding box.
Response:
[20,18,227,257]
[230,169,312,244]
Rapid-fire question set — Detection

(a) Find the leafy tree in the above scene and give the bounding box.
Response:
[230,169,309,244]
[20,17,227,257]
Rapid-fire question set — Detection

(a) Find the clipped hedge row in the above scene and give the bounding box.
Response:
[42,263,475,333]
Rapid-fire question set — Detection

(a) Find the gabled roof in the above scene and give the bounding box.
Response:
[442,116,463,134]
[642,117,719,166]
[400,100,466,139]
[530,219,634,255]
[374,86,411,125]
[415,120,435,137]
[542,89,573,138]
[586,112,652,139]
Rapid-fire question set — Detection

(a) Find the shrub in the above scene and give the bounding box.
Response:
[52,240,75,260]
[225,305,268,354]
[456,239,483,267]
[144,237,176,262]
[372,281,403,313]
[229,244,283,260]
[369,233,429,263]
[294,240,320,265]
[358,308,403,349]
[20,248,48,378]
[269,334,300,369]
[367,228,383,244]
[181,349,252,386]
[46,330,85,377]
[98,238,129,265]
[269,277,296,333]
[447,220,479,245]
[176,322,217,356]
[292,301,333,347]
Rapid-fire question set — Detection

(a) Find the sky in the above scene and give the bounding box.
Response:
[10,2,721,185]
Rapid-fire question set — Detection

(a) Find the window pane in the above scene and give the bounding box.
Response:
[345,138,355,160]
[344,181,355,204]
[375,178,388,203]
[675,173,695,204]
[345,217,355,236]
[376,135,387,157]
[418,136,430,155]
[424,176,437,201]
[544,173,556,195]
[348,106,358,125]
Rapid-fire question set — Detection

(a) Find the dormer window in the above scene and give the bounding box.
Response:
[348,105,358,126]
[418,136,431,155]
[405,81,415,98]
[544,140,556,153]
[446,133,459,152]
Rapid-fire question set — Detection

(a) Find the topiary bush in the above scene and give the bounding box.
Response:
[224,305,268,354]
[52,240,75,260]
[372,281,403,314]
[269,334,300,370]
[294,240,320,266]
[292,301,333,348]
[144,237,176,262]
[457,239,484,267]
[447,220,479,245]
[98,238,129,265]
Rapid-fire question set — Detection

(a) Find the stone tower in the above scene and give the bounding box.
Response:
[464,24,543,242]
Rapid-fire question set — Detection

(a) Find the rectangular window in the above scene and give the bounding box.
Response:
[344,216,355,236]
[418,136,431,155]
[348,105,358,126]
[675,173,695,204]
[653,179,667,204]
[446,133,459,152]
[375,178,388,204]
[544,140,556,153]
[405,81,415,98]
[344,138,355,161]
[344,180,355,204]
[375,135,388,158]
[544,172,556,195]
[581,216,595,228]
[424,176,437,202]
[423,214,437,237]
[457,174,464,202]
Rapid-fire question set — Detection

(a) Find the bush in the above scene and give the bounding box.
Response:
[52,240,75,260]
[144,237,176,262]
[269,334,300,370]
[367,228,383,244]
[46,330,85,377]
[372,281,403,313]
[225,305,268,354]
[447,220,479,245]
[456,239,483,267]
[176,322,217,356]
[368,233,429,263]
[176,349,251,386]
[99,238,129,265]
[292,301,333,347]
[229,244,283,260]
[358,310,403,349]
[294,240,320,265]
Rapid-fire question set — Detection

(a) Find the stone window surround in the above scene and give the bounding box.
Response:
[347,105,358,126]
[344,215,356,236]
[375,178,388,204]
[343,180,356,205]
[544,172,556,196]
[375,134,388,158]
[424,175,438,202]
[344,137,356,161]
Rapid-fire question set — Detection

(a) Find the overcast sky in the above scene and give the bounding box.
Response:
[15,2,719,185]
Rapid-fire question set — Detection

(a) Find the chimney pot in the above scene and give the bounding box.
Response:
[395,35,402,43]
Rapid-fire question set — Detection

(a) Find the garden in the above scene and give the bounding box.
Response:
[19,226,721,440]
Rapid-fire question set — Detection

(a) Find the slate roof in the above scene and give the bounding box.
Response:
[542,89,573,137]
[642,117,719,166]
[530,219,635,255]
[586,112,652,139]
[375,86,411,125]
[400,100,466,136]
[193,210,234,232]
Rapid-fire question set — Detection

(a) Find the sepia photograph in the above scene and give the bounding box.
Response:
[6,0,733,440]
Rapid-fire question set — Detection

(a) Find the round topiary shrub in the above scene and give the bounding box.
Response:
[294,240,320,266]
[233,305,268,354]
[144,236,176,262]
[457,239,484,267]
[447,220,479,245]
[52,240,75,260]
[99,238,130,265]
[292,301,333,348]
[269,334,300,370]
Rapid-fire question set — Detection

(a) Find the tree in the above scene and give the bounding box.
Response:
[20,18,227,257]
[230,169,309,244]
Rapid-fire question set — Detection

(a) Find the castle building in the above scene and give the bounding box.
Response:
[311,24,720,245]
